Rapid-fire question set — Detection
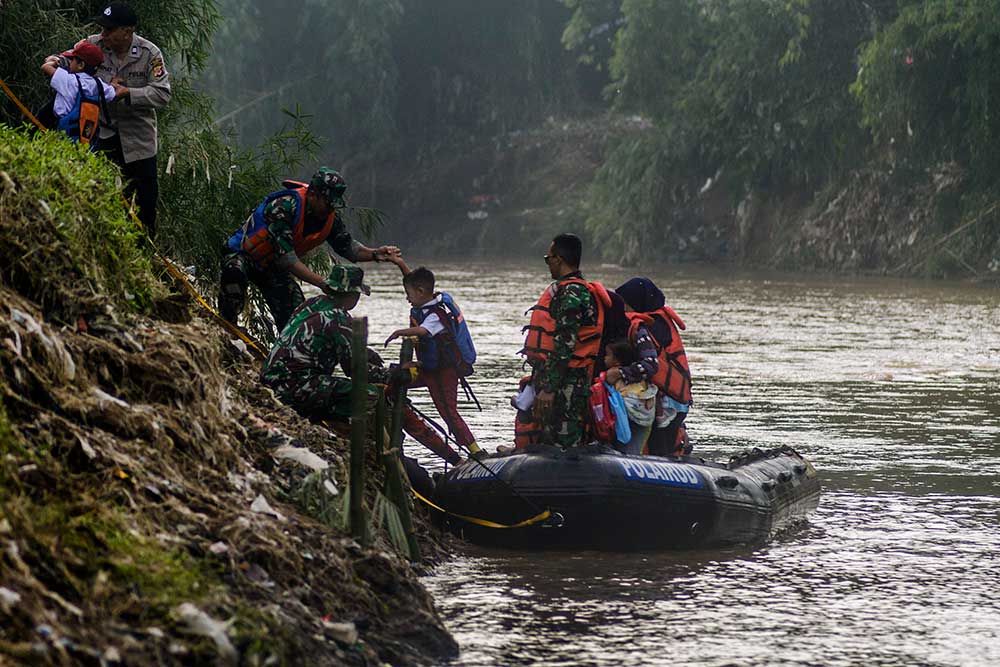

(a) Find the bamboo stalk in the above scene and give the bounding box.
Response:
[379,387,421,562]
[386,339,421,561]
[349,317,369,546]
[388,339,413,455]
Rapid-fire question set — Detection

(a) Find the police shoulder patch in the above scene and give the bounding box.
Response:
[150,56,166,79]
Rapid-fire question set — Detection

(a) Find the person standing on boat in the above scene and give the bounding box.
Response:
[261,265,465,465]
[615,277,693,456]
[517,233,611,448]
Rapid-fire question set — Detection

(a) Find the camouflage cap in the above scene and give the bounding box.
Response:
[309,167,347,208]
[325,264,371,296]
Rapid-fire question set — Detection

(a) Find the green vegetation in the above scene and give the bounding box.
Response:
[0,127,159,314]
[569,0,1000,268]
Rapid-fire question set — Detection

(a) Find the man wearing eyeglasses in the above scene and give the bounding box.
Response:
[518,233,611,447]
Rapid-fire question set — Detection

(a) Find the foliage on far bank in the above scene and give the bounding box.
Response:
[566,0,1000,272]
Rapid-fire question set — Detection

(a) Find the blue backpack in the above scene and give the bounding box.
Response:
[56,73,106,148]
[410,292,477,375]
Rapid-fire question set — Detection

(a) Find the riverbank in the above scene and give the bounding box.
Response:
[0,130,457,666]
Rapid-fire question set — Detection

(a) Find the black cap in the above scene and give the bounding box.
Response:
[94,2,138,28]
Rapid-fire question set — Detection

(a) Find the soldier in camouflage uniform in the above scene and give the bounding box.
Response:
[530,234,602,447]
[261,265,464,464]
[220,167,400,333]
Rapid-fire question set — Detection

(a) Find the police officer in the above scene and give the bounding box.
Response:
[89,2,170,238]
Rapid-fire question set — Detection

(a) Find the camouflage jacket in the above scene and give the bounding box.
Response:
[534,271,600,393]
[260,295,389,387]
[262,195,358,270]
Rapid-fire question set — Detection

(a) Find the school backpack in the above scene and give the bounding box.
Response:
[56,74,107,147]
[410,292,477,375]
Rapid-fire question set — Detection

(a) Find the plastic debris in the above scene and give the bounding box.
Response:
[250,495,286,522]
[0,586,21,612]
[10,308,76,380]
[174,603,237,666]
[209,541,229,555]
[273,444,329,472]
[321,620,358,645]
[92,387,130,409]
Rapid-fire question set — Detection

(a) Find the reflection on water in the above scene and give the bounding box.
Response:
[352,260,1000,667]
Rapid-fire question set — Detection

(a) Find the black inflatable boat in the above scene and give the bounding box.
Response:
[432,444,819,550]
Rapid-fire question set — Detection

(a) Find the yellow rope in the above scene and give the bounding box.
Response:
[411,486,552,529]
[0,77,46,130]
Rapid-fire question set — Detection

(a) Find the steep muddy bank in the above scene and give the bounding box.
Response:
[0,130,456,666]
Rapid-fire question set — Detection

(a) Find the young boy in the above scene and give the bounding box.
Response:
[40,40,115,145]
[384,256,486,459]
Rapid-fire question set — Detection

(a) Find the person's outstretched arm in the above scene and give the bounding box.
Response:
[389,252,412,277]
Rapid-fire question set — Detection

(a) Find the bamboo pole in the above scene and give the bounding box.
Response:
[388,339,414,454]
[349,317,369,546]
[385,339,421,561]
[378,388,421,562]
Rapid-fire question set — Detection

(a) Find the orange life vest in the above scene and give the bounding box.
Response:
[521,278,612,374]
[626,306,692,405]
[233,182,337,269]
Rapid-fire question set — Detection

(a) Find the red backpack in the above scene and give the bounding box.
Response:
[589,373,617,443]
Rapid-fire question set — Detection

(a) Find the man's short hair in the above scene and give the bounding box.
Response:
[402,266,435,292]
[552,233,582,268]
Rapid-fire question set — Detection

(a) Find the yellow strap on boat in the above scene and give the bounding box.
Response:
[410,487,551,529]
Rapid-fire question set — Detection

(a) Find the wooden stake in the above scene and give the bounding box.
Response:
[385,339,421,561]
[349,317,369,546]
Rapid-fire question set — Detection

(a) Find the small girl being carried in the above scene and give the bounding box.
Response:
[602,339,658,455]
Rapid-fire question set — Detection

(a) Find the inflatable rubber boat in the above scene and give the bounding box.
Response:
[431,444,819,550]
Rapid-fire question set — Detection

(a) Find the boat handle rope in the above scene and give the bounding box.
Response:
[2,76,269,360]
[410,486,555,529]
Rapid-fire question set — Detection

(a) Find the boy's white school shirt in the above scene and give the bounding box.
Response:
[49,68,116,117]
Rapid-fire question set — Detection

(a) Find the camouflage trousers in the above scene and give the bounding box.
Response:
[219,250,304,334]
[540,369,592,448]
[269,374,364,422]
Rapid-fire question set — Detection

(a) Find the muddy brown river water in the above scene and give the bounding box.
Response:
[352,259,1000,667]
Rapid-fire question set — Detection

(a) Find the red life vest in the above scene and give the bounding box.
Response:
[626,306,692,405]
[238,183,337,269]
[521,278,612,374]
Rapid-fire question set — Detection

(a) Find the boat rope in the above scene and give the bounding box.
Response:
[406,401,551,518]
[1,77,268,360]
[459,375,482,411]
[410,487,552,529]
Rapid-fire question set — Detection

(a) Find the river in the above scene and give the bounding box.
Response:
[352,258,1000,667]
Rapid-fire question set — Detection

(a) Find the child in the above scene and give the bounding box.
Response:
[385,256,486,460]
[603,339,657,455]
[40,40,115,145]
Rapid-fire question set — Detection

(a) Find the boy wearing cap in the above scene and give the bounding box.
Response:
[220,166,400,333]
[40,41,116,144]
[262,265,465,465]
